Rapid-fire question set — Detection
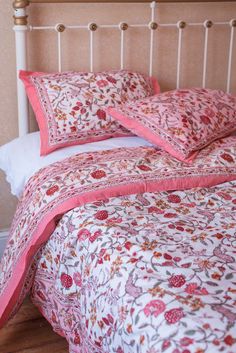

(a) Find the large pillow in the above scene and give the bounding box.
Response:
[108,88,236,162]
[20,70,160,155]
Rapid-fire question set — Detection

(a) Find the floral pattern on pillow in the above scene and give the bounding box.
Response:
[108,88,236,162]
[20,70,159,155]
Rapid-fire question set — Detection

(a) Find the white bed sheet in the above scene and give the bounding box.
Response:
[0,132,153,198]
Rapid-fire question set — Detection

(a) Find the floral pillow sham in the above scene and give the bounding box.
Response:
[108,88,236,162]
[20,70,160,155]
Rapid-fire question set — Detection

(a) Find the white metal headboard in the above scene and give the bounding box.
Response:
[13,0,236,137]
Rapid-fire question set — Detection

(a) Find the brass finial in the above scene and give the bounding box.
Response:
[13,16,28,25]
[13,0,29,9]
[13,0,29,26]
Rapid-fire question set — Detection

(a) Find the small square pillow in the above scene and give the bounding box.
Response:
[20,70,160,155]
[108,88,236,162]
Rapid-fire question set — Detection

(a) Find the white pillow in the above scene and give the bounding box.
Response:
[0,132,152,198]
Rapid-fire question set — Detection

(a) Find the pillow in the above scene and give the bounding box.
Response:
[20,70,160,155]
[108,88,236,162]
[0,132,152,198]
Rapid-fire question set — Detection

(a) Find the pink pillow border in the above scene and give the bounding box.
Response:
[20,70,160,156]
[108,106,199,162]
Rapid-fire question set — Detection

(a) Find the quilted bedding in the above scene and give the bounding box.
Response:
[0,136,236,353]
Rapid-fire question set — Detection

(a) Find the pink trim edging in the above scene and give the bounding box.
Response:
[108,106,197,162]
[19,70,50,156]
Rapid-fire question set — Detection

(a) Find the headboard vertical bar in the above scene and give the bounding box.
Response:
[202,20,213,88]
[120,29,125,70]
[226,20,235,93]
[13,24,29,137]
[13,1,30,137]
[149,1,156,76]
[202,28,208,88]
[202,24,209,88]
[176,23,184,89]
[58,31,62,72]
[89,24,96,72]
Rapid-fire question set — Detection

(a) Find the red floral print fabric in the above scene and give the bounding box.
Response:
[30,178,236,353]
[0,136,236,353]
[20,70,159,155]
[108,88,236,162]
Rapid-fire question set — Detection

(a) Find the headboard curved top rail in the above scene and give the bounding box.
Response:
[12,0,236,137]
[13,0,236,5]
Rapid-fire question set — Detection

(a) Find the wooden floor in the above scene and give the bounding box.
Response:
[0,298,68,353]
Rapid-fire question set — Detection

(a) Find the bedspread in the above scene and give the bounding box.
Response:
[1,136,236,353]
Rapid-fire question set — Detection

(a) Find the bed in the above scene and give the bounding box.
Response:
[0,1,236,353]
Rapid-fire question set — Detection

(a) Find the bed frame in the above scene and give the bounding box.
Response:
[13,0,236,137]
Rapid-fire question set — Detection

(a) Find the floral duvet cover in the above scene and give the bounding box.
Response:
[0,136,236,353]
